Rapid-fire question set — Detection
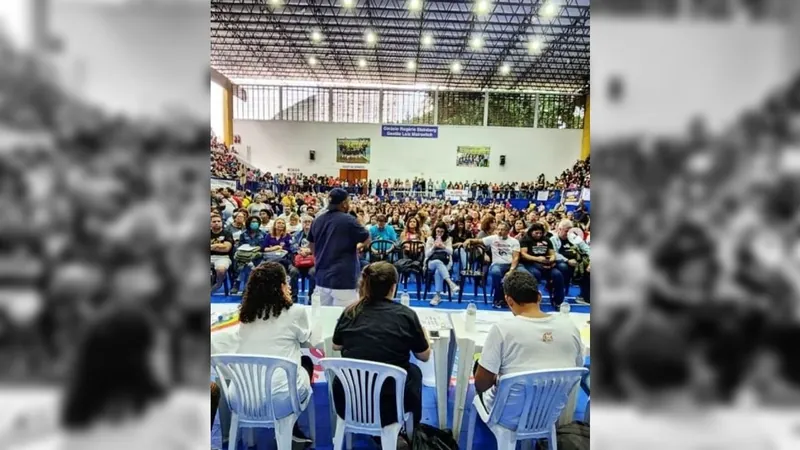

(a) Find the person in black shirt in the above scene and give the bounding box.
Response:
[210,214,234,293]
[517,222,565,308]
[332,261,431,428]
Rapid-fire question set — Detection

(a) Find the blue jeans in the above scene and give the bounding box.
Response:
[427,259,452,294]
[556,261,574,297]
[517,264,565,306]
[451,248,467,280]
[488,263,512,305]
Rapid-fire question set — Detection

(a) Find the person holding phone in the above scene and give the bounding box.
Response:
[424,222,460,306]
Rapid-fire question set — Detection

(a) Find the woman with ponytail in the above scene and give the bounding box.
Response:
[331,261,431,429]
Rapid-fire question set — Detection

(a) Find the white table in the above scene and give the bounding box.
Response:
[448,310,590,438]
[210,303,453,430]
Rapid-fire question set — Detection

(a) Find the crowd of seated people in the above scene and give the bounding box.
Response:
[211,183,591,308]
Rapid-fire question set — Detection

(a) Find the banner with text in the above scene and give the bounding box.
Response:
[445,189,471,201]
[381,125,438,138]
[536,190,550,201]
[564,189,581,205]
[211,178,237,191]
[581,188,591,202]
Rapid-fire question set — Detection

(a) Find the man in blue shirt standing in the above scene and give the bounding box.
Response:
[309,188,371,306]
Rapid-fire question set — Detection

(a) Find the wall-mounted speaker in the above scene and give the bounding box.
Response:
[500,155,506,166]
[309,150,316,161]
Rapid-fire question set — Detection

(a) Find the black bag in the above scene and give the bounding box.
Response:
[428,249,451,266]
[534,422,589,450]
[411,423,459,450]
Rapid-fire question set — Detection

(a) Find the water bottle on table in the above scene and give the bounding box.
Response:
[560,301,571,315]
[465,302,477,333]
[311,291,321,318]
[400,291,410,307]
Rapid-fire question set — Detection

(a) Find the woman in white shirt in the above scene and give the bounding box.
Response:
[218,262,314,445]
[425,222,460,306]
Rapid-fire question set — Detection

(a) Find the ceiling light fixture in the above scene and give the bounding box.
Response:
[528,38,544,55]
[358,58,367,68]
[407,60,417,70]
[499,63,511,75]
[342,0,354,8]
[421,33,434,48]
[475,0,490,15]
[365,30,377,45]
[269,0,283,6]
[540,1,558,19]
[469,35,484,50]
[308,56,318,66]
[310,30,323,43]
[451,61,462,73]
[408,0,423,12]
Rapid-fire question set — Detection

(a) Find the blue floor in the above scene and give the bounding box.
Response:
[213,383,589,450]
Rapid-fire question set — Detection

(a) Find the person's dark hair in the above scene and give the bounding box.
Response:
[502,270,540,305]
[616,316,690,392]
[480,215,496,233]
[248,215,262,226]
[527,222,546,237]
[61,307,166,430]
[346,262,398,319]
[239,262,290,323]
[432,221,449,239]
[376,213,387,223]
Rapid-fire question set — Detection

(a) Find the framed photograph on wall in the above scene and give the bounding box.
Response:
[456,146,490,167]
[336,138,371,164]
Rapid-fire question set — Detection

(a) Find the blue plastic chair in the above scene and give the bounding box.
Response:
[211,354,315,450]
[320,358,414,450]
[466,367,588,450]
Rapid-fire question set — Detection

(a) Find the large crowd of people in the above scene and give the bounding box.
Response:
[211,175,591,308]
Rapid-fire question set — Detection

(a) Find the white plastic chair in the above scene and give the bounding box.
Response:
[320,358,414,450]
[466,367,588,450]
[211,354,316,450]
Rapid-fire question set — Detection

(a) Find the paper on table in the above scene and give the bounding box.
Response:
[238,244,257,251]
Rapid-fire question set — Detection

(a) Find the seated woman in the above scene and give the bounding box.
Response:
[509,218,527,240]
[286,213,302,234]
[226,211,247,244]
[332,262,430,432]
[217,262,315,445]
[399,216,422,242]
[289,215,316,303]
[232,215,266,294]
[262,218,293,268]
[425,222,460,306]
[450,217,472,279]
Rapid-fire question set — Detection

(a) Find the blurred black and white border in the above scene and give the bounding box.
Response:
[0,1,210,449]
[591,0,800,448]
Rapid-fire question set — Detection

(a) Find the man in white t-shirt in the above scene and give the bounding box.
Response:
[475,270,585,411]
[466,222,521,308]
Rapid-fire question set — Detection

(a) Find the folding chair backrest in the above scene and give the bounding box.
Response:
[489,368,587,435]
[211,354,302,422]
[320,358,407,431]
[399,240,426,262]
[370,240,396,261]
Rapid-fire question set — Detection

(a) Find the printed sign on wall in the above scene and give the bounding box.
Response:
[381,125,438,138]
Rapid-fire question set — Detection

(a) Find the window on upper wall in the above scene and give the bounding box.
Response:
[382,90,434,125]
[233,85,280,120]
[331,89,380,123]
[437,91,485,126]
[487,93,537,128]
[537,94,585,129]
[281,86,329,122]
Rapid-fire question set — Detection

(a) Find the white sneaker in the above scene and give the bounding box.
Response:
[429,295,441,306]
[448,280,461,293]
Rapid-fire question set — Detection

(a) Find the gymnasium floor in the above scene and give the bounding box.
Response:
[212,279,591,450]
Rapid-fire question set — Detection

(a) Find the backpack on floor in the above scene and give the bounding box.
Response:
[411,423,459,450]
[535,422,589,450]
